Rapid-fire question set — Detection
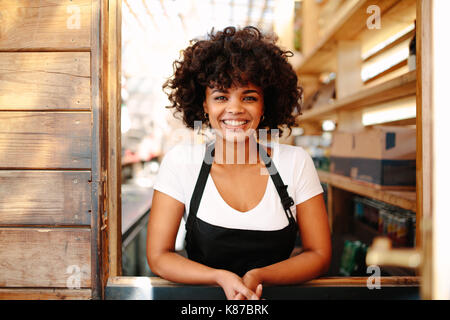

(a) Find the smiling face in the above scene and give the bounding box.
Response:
[203,82,264,143]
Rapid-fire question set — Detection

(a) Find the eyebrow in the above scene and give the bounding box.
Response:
[211,89,261,95]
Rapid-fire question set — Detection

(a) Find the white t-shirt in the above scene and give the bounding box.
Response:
[154,141,324,234]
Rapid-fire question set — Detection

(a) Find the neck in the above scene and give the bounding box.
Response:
[214,136,261,165]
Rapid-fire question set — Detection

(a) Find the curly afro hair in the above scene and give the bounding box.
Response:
[163,26,303,136]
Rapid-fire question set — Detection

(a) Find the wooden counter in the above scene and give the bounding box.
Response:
[105,276,420,300]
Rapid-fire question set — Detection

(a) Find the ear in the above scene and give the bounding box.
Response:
[203,101,208,114]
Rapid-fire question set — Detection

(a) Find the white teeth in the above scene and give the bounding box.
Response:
[223,120,247,126]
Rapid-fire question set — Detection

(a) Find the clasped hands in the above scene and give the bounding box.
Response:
[216,268,264,300]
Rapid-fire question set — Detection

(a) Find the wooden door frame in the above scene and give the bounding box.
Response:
[416,0,432,300]
[100,0,123,289]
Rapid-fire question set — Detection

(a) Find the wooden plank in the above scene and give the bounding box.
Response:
[0,112,91,169]
[416,0,432,300]
[299,71,416,122]
[362,29,415,63]
[0,228,91,287]
[102,0,123,279]
[0,288,92,300]
[108,276,420,288]
[318,170,416,212]
[0,52,90,110]
[0,0,91,51]
[0,171,91,226]
[90,0,103,300]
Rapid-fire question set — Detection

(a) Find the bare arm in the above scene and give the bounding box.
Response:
[238,193,331,294]
[146,190,259,299]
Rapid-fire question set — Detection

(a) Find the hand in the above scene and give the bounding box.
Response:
[215,269,260,300]
[233,269,263,300]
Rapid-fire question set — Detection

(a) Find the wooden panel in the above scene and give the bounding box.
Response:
[0,228,91,287]
[0,52,90,110]
[0,288,92,300]
[0,112,91,168]
[0,0,91,50]
[0,171,91,226]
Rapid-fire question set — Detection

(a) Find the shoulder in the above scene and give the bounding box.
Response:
[269,142,309,163]
[161,142,206,167]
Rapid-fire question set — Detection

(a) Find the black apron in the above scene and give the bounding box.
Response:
[185,141,298,277]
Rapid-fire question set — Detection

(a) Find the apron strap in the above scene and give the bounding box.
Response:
[258,144,296,222]
[186,141,296,232]
[186,141,215,232]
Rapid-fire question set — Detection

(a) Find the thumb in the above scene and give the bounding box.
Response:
[256,284,263,298]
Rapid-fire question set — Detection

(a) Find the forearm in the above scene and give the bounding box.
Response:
[253,250,331,285]
[149,251,220,285]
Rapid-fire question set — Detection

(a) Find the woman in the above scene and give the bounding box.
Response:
[147,26,331,300]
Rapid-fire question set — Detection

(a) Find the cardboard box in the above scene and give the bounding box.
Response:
[330,126,416,188]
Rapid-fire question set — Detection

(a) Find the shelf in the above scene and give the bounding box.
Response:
[318,170,416,212]
[298,70,416,122]
[297,0,414,74]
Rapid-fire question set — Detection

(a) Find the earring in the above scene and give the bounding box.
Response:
[204,112,210,127]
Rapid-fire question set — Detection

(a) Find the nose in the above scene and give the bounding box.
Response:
[225,97,245,114]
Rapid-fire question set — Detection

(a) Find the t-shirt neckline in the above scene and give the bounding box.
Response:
[207,173,271,214]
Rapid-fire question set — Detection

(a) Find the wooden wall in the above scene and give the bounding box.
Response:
[0,0,103,299]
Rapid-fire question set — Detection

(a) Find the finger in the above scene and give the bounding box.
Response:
[225,291,233,300]
[256,284,263,298]
[233,293,245,300]
[237,285,258,300]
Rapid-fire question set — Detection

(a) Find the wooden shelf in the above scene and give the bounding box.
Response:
[318,170,416,212]
[297,0,415,74]
[298,70,416,122]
